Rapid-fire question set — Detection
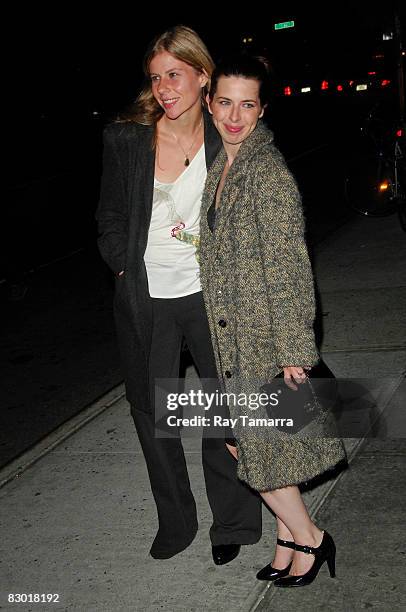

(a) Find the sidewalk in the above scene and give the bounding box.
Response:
[1,214,405,612]
[255,435,406,612]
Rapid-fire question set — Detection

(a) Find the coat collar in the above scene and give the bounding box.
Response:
[210,119,274,182]
[203,108,222,167]
[228,120,274,168]
[202,121,274,247]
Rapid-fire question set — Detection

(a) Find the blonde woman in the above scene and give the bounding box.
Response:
[96,26,262,563]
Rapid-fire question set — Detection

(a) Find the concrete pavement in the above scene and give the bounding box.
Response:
[255,436,406,612]
[1,213,405,612]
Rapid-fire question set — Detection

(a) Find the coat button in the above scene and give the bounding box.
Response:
[218,319,227,328]
[224,370,232,378]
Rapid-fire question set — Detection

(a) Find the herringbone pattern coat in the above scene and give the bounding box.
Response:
[199,122,346,491]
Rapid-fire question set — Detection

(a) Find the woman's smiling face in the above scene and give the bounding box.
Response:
[208,75,264,148]
[149,51,207,120]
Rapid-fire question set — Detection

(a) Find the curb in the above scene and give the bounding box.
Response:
[0,384,125,489]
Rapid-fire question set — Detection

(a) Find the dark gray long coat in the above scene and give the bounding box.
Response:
[199,122,346,491]
[96,113,221,412]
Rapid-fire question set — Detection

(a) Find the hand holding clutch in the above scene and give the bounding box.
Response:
[282,366,312,390]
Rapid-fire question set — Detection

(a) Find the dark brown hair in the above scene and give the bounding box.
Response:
[209,54,271,107]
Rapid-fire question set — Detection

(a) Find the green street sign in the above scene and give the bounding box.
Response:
[274,20,295,30]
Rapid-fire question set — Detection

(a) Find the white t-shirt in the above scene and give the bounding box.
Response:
[144,144,206,298]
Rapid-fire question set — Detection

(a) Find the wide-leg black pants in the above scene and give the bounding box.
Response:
[130,291,262,558]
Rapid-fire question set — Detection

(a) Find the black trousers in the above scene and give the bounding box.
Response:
[130,291,262,558]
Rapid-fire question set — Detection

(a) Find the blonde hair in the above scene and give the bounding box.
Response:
[120,25,214,125]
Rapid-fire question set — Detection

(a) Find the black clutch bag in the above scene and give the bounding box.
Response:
[259,360,338,434]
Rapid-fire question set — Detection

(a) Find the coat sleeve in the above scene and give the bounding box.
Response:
[252,150,319,368]
[95,125,128,275]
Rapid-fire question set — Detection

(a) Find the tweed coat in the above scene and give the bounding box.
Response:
[199,121,346,491]
[96,111,221,412]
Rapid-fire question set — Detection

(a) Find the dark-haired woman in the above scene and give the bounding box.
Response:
[96,27,262,563]
[199,55,347,586]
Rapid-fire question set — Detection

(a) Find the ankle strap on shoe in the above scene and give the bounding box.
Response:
[276,538,296,550]
[294,543,320,555]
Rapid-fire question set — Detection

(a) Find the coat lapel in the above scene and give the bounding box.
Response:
[202,148,227,216]
[203,109,222,168]
[205,121,274,252]
[139,126,155,225]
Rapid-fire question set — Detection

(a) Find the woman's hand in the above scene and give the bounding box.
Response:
[283,366,311,390]
[225,442,238,460]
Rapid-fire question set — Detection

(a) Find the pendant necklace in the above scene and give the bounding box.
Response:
[170,117,203,166]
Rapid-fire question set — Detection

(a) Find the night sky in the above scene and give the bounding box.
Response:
[9,2,404,120]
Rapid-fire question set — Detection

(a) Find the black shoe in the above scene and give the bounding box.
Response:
[273,530,336,587]
[212,544,241,565]
[150,527,198,559]
[256,538,295,580]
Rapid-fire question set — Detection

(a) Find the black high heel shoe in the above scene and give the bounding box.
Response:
[256,539,295,581]
[273,530,336,587]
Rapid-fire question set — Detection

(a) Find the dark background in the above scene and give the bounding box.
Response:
[1,2,404,467]
[8,3,402,121]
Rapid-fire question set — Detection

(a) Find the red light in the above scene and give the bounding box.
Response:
[348,80,355,86]
[337,84,343,91]
[381,79,391,87]
[284,86,292,96]
[368,71,376,75]
[321,80,329,90]
[397,129,403,137]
